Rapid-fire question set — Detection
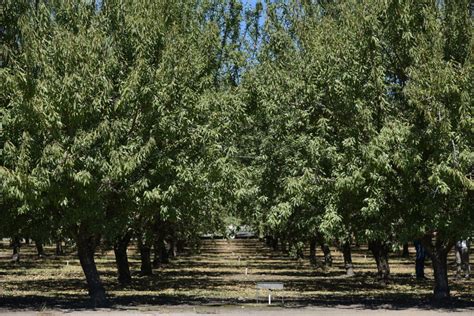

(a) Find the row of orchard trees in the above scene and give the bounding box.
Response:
[238,0,473,301]
[1,0,473,305]
[1,0,249,306]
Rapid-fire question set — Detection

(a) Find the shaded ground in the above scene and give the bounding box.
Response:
[0,239,472,312]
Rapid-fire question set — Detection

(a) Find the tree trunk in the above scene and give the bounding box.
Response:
[76,233,108,307]
[56,240,64,256]
[421,235,454,300]
[265,236,273,247]
[414,240,426,279]
[368,240,390,281]
[342,241,354,276]
[455,240,471,279]
[455,243,462,277]
[321,244,333,267]
[266,236,281,251]
[176,239,185,254]
[138,237,153,276]
[431,251,450,300]
[402,242,409,258]
[153,236,169,266]
[168,238,177,259]
[271,237,279,251]
[309,238,317,265]
[35,240,45,258]
[316,234,332,267]
[114,232,132,286]
[11,237,20,262]
[160,240,170,263]
[153,237,160,267]
[152,216,169,266]
[319,237,334,267]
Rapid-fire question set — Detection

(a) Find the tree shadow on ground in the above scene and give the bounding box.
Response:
[1,293,473,311]
[1,240,473,311]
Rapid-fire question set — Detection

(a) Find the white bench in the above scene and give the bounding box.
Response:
[256,282,284,305]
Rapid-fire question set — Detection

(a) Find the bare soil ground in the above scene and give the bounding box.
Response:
[0,239,472,313]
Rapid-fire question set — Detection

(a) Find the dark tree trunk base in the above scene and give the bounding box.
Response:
[315,234,332,267]
[153,240,169,267]
[271,237,279,251]
[369,240,391,282]
[176,240,185,254]
[421,235,454,301]
[77,233,108,307]
[455,241,471,279]
[322,244,333,267]
[402,242,410,258]
[56,240,64,256]
[139,239,153,276]
[342,241,354,276]
[168,238,177,259]
[11,237,21,262]
[309,238,317,265]
[35,241,45,258]
[114,232,132,286]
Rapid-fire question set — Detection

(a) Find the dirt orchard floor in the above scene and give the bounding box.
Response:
[0,238,472,312]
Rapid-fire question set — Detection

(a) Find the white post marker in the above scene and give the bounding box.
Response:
[245,268,248,276]
[256,282,284,305]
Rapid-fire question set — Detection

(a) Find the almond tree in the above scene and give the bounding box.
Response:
[1,0,251,305]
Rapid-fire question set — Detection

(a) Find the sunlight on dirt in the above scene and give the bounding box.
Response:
[0,239,472,307]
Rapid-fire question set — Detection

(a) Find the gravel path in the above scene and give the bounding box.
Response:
[1,305,474,316]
